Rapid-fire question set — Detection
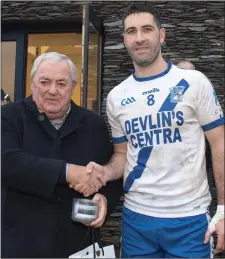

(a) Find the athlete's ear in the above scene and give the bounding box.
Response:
[123,32,127,48]
[160,28,166,45]
[122,32,125,43]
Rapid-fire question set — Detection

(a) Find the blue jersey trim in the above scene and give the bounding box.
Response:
[132,60,172,82]
[124,146,153,193]
[202,117,224,131]
[159,79,190,112]
[112,136,127,144]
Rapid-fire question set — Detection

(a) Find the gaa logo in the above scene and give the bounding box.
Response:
[121,97,136,106]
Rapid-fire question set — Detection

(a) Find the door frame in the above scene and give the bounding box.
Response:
[81,3,104,113]
[2,28,27,101]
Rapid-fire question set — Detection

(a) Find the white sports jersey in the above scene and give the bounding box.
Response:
[106,61,224,218]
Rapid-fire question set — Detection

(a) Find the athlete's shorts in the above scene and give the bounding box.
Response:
[121,205,213,258]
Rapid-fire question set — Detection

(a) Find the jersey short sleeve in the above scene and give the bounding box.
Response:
[106,92,127,144]
[196,73,224,131]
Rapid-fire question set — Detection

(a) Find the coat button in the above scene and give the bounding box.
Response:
[57,197,63,203]
[57,229,62,235]
[38,114,45,121]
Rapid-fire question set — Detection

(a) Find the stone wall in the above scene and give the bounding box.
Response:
[1,1,224,257]
[1,1,83,22]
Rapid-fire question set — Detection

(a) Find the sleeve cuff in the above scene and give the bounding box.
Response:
[202,117,224,131]
[112,136,127,144]
[58,162,67,184]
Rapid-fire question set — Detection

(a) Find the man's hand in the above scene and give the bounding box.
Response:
[70,162,108,196]
[87,162,112,183]
[89,193,107,228]
[72,143,127,196]
[67,164,104,197]
[204,219,224,254]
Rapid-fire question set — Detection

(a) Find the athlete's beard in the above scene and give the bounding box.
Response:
[128,44,161,67]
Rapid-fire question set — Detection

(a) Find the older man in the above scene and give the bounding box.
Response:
[1,52,123,258]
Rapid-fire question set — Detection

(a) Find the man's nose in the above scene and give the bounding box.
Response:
[135,31,145,43]
[48,83,57,94]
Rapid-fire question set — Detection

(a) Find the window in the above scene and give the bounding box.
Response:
[87,24,99,112]
[1,41,16,101]
[1,3,103,112]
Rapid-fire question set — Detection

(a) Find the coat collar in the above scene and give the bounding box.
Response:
[25,96,86,139]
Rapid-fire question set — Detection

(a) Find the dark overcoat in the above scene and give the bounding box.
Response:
[1,97,123,258]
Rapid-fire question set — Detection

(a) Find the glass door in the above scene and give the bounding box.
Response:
[1,41,16,103]
[1,4,103,111]
[1,29,27,101]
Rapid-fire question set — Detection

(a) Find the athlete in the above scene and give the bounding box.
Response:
[74,3,225,258]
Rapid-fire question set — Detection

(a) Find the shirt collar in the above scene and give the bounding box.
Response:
[38,104,71,130]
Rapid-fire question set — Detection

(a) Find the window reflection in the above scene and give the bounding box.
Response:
[87,23,99,112]
[1,41,16,102]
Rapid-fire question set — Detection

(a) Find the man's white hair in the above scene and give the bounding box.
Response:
[31,52,77,83]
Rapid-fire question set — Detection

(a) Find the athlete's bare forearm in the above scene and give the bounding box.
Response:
[206,125,225,205]
[104,152,127,181]
[211,142,224,205]
[104,142,127,181]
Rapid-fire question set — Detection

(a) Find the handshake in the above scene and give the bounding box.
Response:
[67,162,109,197]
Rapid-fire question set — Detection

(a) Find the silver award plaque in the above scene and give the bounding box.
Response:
[71,198,98,224]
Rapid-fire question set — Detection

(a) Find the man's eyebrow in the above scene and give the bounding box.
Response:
[125,24,155,32]
[56,78,68,82]
[125,26,136,33]
[142,24,155,29]
[38,77,67,82]
[39,76,50,80]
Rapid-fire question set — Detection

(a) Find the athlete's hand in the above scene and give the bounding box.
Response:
[204,218,224,254]
[89,193,107,228]
[67,164,104,197]
[69,162,106,196]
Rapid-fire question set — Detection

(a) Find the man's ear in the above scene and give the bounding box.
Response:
[71,82,76,95]
[160,28,166,45]
[31,81,34,93]
[122,33,126,48]
[31,81,36,101]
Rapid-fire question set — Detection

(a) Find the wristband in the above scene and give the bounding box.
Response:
[208,205,224,233]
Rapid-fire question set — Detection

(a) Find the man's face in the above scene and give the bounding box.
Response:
[31,60,75,120]
[123,12,165,67]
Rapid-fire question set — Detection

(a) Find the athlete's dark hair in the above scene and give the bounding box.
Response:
[122,3,161,31]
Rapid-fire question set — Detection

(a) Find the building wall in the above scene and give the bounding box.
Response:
[2,1,225,257]
[1,1,83,22]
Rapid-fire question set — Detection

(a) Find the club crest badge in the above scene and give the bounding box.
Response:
[170,85,185,103]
